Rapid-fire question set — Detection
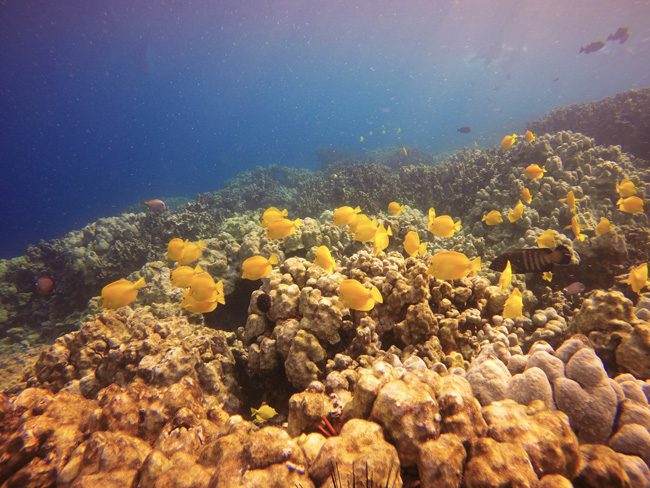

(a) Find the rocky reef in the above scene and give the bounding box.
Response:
[0,124,649,486]
[529,87,650,163]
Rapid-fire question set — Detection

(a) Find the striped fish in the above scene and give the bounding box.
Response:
[489,245,572,274]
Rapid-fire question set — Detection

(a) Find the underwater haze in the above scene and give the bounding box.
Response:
[1,0,649,258]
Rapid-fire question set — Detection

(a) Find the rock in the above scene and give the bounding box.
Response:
[417,433,466,488]
[573,444,632,488]
[463,437,538,488]
[616,322,650,380]
[466,355,511,406]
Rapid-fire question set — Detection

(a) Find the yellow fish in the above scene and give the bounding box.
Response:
[387,201,405,216]
[500,134,517,150]
[261,207,288,227]
[180,291,219,314]
[482,210,503,226]
[559,190,580,214]
[171,264,203,288]
[187,272,222,302]
[503,288,523,319]
[521,187,532,204]
[177,240,206,266]
[542,271,553,282]
[251,402,278,423]
[617,196,644,214]
[353,218,380,243]
[624,263,649,294]
[333,206,361,226]
[565,216,586,241]
[348,213,371,233]
[507,200,525,223]
[535,230,558,249]
[313,245,335,274]
[401,147,408,156]
[524,164,546,180]
[403,230,426,257]
[498,260,512,292]
[616,179,637,198]
[266,218,302,239]
[242,254,279,280]
[525,130,536,143]
[427,251,481,281]
[339,279,383,312]
[373,224,392,256]
[166,238,186,261]
[595,217,613,236]
[428,208,461,237]
[101,277,146,309]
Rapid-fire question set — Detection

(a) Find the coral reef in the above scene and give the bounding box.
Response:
[529,87,650,162]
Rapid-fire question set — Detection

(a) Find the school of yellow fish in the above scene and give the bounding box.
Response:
[99,130,647,330]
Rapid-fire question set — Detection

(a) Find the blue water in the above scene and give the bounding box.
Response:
[2,0,650,258]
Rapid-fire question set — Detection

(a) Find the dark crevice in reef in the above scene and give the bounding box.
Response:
[204,279,261,330]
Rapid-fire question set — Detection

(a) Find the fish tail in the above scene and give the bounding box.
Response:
[354,206,361,213]
[455,219,462,231]
[194,264,203,272]
[387,226,393,236]
[282,209,288,216]
[471,256,481,273]
[133,277,147,289]
[371,285,383,304]
[419,243,427,256]
[198,240,206,249]
[268,253,279,265]
[294,218,302,228]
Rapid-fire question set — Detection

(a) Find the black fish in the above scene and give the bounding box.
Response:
[490,245,572,274]
[457,126,471,134]
[607,27,630,44]
[579,41,605,54]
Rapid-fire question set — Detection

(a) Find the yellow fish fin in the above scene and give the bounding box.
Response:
[429,208,436,220]
[471,257,481,273]
[454,219,461,231]
[197,240,206,249]
[354,206,361,213]
[194,264,203,273]
[371,285,383,304]
[294,218,302,228]
[387,226,393,236]
[282,209,288,216]
[133,277,147,289]
[268,253,279,265]
[419,243,427,256]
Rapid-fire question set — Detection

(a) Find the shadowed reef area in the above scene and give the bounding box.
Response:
[0,89,649,487]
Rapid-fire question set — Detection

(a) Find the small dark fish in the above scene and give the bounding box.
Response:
[35,275,55,296]
[143,199,166,211]
[457,126,471,134]
[579,41,605,54]
[552,77,560,82]
[257,292,272,313]
[563,282,586,295]
[490,245,572,274]
[607,27,630,44]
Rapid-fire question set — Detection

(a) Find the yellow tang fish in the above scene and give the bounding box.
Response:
[101,277,146,309]
[565,216,586,241]
[242,254,279,280]
[339,279,383,312]
[542,271,553,282]
[524,164,546,180]
[251,402,278,423]
[535,230,558,249]
[617,196,644,214]
[333,206,361,226]
[521,187,532,204]
[266,218,302,239]
[403,230,426,257]
[348,213,371,233]
[498,260,512,292]
[427,251,481,281]
[177,240,206,266]
[616,178,637,198]
[501,134,517,150]
[525,130,536,143]
[387,201,405,216]
[507,200,525,223]
[261,207,288,227]
[181,291,220,314]
[428,208,461,237]
[187,271,221,302]
[171,264,203,288]
[595,217,613,236]
[559,190,580,214]
[313,245,335,274]
[166,237,186,261]
[624,262,649,294]
[482,210,503,226]
[353,219,379,243]
[373,224,392,256]
[503,288,523,319]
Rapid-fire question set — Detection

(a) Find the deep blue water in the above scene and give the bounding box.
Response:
[2,0,650,258]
